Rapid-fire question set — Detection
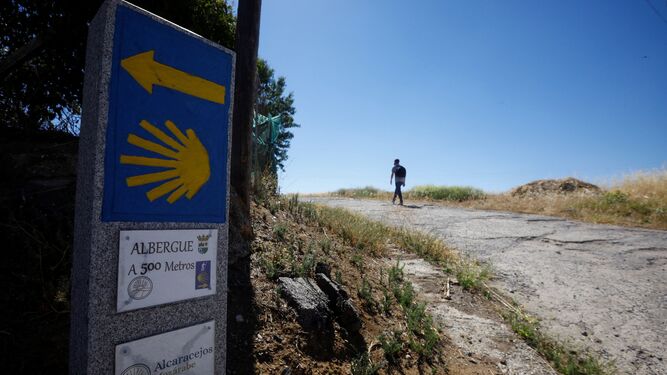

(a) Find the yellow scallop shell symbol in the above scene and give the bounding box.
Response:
[120,120,210,204]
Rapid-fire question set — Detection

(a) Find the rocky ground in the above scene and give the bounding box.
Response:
[308,197,667,375]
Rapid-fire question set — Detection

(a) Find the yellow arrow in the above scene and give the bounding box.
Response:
[121,50,226,104]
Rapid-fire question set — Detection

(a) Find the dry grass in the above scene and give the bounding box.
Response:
[325,169,667,230]
[614,170,667,202]
[462,169,667,230]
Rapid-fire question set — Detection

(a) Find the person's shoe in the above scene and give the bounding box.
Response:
[392,199,395,205]
[399,201,403,206]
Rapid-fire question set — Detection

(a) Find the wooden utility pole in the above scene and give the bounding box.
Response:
[231,0,262,211]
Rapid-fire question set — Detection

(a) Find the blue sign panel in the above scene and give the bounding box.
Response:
[102,5,232,222]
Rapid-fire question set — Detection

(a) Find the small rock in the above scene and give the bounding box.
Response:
[337,298,362,332]
[315,262,331,277]
[315,273,348,302]
[315,273,361,331]
[278,277,332,332]
[582,331,588,337]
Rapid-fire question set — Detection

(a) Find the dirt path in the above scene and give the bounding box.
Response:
[309,198,667,375]
[383,248,557,374]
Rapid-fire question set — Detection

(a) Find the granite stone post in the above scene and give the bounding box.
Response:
[69,1,234,374]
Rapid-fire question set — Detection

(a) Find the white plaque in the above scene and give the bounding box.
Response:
[117,229,218,312]
[115,321,215,375]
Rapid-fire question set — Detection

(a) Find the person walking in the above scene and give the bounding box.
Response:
[390,158,406,205]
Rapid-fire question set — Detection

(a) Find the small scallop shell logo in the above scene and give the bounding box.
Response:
[121,364,151,375]
[127,276,153,300]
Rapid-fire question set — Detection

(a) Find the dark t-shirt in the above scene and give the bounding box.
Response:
[392,165,406,183]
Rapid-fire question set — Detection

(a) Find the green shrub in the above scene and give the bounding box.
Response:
[293,251,316,277]
[358,278,377,313]
[334,186,387,198]
[388,262,404,285]
[456,259,491,291]
[379,330,404,364]
[351,353,383,375]
[272,223,288,240]
[407,185,485,202]
[601,190,628,205]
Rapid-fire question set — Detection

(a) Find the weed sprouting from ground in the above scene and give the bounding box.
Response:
[260,246,292,280]
[379,330,404,364]
[394,281,416,308]
[319,237,332,255]
[334,269,344,285]
[351,353,383,375]
[358,277,378,313]
[388,261,404,285]
[351,253,365,271]
[293,250,317,277]
[272,223,288,240]
[381,288,393,315]
[455,258,491,291]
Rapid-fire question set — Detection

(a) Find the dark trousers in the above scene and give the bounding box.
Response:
[393,182,403,204]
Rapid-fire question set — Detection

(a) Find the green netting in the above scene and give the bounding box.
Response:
[253,113,282,145]
[252,112,283,173]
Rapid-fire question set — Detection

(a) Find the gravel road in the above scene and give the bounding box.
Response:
[308,197,667,374]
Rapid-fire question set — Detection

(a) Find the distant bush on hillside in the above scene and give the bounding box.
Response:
[334,186,387,198]
[407,185,485,202]
[330,185,486,202]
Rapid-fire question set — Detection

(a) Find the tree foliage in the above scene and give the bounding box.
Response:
[255,58,299,171]
[0,0,235,132]
[0,0,100,132]
[2,1,300,175]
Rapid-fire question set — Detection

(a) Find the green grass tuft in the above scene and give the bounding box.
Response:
[334,186,386,198]
[503,308,615,375]
[379,330,404,364]
[407,185,486,202]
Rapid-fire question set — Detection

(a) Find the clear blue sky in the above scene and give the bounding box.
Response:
[257,0,667,193]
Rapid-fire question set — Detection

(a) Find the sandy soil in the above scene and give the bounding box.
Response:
[308,197,667,375]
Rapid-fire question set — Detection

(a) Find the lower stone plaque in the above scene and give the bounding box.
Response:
[115,321,215,375]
